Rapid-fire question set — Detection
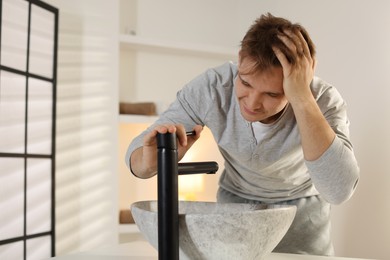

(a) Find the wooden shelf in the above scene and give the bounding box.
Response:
[119,34,238,60]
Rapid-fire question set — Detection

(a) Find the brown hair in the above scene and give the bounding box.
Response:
[240,13,316,73]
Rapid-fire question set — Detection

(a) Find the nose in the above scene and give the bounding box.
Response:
[246,91,263,111]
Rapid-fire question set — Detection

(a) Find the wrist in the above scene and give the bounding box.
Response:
[287,90,316,110]
[130,148,157,179]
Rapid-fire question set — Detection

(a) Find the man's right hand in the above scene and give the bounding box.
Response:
[130,124,203,178]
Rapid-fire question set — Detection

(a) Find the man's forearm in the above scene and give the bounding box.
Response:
[290,96,336,161]
[130,147,157,179]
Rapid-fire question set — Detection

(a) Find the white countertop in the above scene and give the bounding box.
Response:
[51,239,371,260]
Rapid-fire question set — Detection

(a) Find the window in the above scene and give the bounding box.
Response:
[0,0,58,259]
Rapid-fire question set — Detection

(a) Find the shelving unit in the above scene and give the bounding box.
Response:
[119,34,238,60]
[117,0,229,222]
[118,32,238,119]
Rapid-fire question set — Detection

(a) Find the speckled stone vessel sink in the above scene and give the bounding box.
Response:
[131,200,296,260]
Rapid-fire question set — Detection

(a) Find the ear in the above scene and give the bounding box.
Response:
[312,57,317,71]
[238,50,242,66]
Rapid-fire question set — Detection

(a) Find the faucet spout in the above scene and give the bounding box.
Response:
[178,162,219,175]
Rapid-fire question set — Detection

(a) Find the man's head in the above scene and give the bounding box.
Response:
[236,13,315,123]
[239,13,315,73]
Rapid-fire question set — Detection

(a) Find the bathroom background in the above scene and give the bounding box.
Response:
[1,0,389,259]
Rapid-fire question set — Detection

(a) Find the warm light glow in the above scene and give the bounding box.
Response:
[180,137,204,201]
[120,124,223,205]
[178,129,211,201]
[178,174,204,201]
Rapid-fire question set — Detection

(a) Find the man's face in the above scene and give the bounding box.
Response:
[235,57,288,123]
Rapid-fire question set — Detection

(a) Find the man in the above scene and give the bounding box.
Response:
[125,13,359,255]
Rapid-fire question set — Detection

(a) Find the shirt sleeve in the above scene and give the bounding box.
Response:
[305,136,359,204]
[305,79,360,204]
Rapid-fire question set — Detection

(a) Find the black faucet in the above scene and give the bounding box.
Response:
[157,132,219,260]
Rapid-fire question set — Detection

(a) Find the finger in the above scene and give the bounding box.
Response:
[154,125,171,134]
[175,124,187,147]
[149,124,188,147]
[295,30,310,57]
[180,125,203,156]
[193,125,203,137]
[278,30,302,55]
[143,125,172,146]
[272,46,291,73]
[143,128,159,146]
[187,125,203,143]
[285,29,305,53]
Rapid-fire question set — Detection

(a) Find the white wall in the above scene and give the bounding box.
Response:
[120,0,240,113]
[126,1,390,259]
[42,0,389,258]
[48,0,119,255]
[235,1,390,259]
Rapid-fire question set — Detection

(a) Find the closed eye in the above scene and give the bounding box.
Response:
[239,75,251,87]
[267,92,280,98]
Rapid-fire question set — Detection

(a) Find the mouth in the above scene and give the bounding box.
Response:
[242,104,260,116]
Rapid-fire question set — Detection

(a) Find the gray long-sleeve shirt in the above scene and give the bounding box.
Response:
[125,62,359,204]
